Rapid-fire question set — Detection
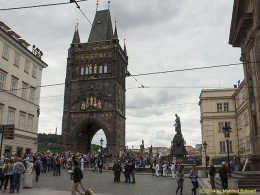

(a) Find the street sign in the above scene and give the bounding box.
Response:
[3,124,15,140]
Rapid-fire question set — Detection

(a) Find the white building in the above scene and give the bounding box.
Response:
[0,21,48,156]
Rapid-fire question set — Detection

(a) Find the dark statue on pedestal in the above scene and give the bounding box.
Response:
[171,114,187,163]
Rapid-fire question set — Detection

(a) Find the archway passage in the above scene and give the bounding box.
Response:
[74,122,107,154]
[74,121,105,154]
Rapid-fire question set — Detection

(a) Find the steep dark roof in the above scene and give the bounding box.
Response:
[88,9,113,42]
[72,27,81,44]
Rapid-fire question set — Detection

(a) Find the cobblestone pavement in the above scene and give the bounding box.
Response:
[16,168,195,195]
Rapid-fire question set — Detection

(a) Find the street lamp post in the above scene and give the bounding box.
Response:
[203,141,208,177]
[222,122,231,178]
[100,138,104,160]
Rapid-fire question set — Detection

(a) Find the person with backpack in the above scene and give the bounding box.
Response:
[71,160,84,195]
[34,157,43,182]
[11,158,25,193]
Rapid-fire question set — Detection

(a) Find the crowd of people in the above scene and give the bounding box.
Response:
[0,151,237,195]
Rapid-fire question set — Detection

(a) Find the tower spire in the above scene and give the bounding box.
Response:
[108,1,111,10]
[96,0,99,11]
[124,38,127,55]
[72,20,81,44]
[113,19,118,39]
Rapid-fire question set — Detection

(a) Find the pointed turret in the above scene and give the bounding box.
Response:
[88,9,113,42]
[124,39,127,55]
[72,24,81,44]
[113,21,118,39]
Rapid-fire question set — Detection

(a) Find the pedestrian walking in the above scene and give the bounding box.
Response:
[171,162,176,179]
[130,159,135,183]
[219,161,228,189]
[112,160,121,182]
[71,160,84,195]
[208,163,216,189]
[2,159,14,192]
[11,158,25,193]
[162,161,167,177]
[189,165,198,195]
[23,158,34,188]
[0,164,5,190]
[97,158,103,173]
[34,157,43,182]
[175,166,184,195]
[155,161,160,177]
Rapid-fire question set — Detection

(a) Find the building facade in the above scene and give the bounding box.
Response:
[0,21,48,156]
[229,0,260,170]
[62,9,128,156]
[233,81,252,162]
[199,88,239,164]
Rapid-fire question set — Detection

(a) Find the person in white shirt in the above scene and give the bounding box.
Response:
[155,161,160,177]
[171,162,176,179]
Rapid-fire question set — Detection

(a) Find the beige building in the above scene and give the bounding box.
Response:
[199,88,238,164]
[229,0,260,170]
[0,21,48,156]
[233,81,251,162]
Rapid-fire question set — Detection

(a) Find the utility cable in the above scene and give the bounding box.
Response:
[130,62,245,77]
[0,0,88,11]
[0,61,254,94]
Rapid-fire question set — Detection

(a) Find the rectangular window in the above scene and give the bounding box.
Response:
[2,43,10,60]
[7,110,15,124]
[218,121,231,132]
[223,102,229,111]
[229,141,233,153]
[24,59,30,73]
[13,52,20,67]
[104,64,108,73]
[0,107,3,124]
[99,65,103,73]
[10,77,18,95]
[0,72,6,90]
[27,116,33,131]
[19,113,26,130]
[220,141,225,153]
[218,122,224,132]
[21,83,28,100]
[217,103,222,112]
[85,66,88,74]
[80,67,84,75]
[32,64,37,78]
[29,87,35,103]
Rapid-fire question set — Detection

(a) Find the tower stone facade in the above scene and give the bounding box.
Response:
[62,9,128,156]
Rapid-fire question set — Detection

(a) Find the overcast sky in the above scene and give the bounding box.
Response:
[1,0,243,149]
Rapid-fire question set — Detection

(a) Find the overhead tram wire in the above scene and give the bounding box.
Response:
[0,0,88,11]
[0,61,251,94]
[130,62,245,77]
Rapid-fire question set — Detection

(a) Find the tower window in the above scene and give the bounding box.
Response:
[81,67,84,75]
[104,63,107,73]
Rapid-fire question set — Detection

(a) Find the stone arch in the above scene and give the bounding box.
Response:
[72,118,108,154]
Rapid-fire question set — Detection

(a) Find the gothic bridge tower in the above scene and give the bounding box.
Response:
[62,8,128,157]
